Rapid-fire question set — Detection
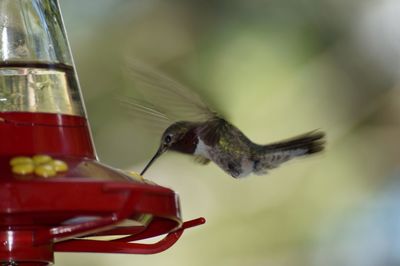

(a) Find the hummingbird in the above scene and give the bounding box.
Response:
[124,62,325,178]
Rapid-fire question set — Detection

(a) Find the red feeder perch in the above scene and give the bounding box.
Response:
[0,1,204,265]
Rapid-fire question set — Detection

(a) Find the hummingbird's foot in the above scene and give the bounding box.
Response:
[226,163,244,178]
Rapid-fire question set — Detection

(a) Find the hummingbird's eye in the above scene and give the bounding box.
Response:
[164,134,172,144]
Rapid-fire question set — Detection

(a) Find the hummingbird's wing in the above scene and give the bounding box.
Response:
[123,61,221,124]
[119,97,172,131]
[198,117,244,147]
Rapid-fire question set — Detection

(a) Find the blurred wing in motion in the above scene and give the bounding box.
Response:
[119,97,172,131]
[123,60,222,125]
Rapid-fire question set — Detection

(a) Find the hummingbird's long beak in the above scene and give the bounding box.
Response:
[140,146,167,176]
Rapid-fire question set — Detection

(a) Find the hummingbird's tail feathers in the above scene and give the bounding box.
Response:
[263,130,325,155]
[253,131,325,173]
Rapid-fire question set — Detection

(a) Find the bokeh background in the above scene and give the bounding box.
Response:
[57,0,400,265]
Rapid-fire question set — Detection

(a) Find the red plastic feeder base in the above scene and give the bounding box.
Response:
[0,161,205,265]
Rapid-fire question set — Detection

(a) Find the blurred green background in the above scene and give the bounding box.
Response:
[57,0,400,265]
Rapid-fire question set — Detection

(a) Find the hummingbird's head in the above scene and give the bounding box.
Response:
[140,122,198,175]
[160,122,190,149]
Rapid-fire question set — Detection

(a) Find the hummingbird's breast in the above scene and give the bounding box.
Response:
[193,138,211,157]
[194,120,258,178]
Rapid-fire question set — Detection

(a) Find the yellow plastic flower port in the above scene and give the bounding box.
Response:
[51,160,69,172]
[32,155,52,165]
[126,171,145,181]
[10,155,69,178]
[125,171,156,185]
[34,164,57,178]
[10,156,33,166]
[12,163,35,175]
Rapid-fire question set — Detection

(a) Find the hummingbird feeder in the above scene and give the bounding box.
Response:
[0,1,204,265]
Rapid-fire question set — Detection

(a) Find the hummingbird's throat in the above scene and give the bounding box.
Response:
[169,128,198,155]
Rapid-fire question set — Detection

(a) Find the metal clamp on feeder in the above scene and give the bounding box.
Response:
[0,1,204,265]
